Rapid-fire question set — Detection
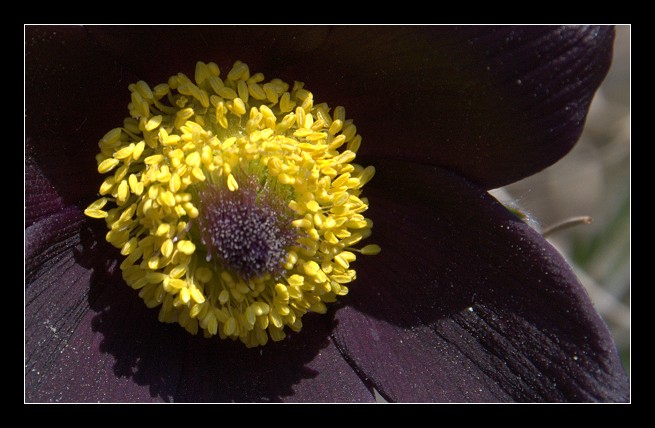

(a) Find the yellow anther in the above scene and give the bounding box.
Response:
[99,177,115,195]
[287,274,304,287]
[209,76,224,95]
[136,80,154,99]
[221,137,236,150]
[84,208,108,219]
[195,61,210,85]
[360,244,382,255]
[184,152,200,167]
[192,167,206,181]
[303,261,321,277]
[101,128,122,146]
[228,60,249,81]
[164,278,186,292]
[132,141,146,161]
[236,80,249,102]
[179,287,191,304]
[144,154,164,165]
[169,174,181,193]
[333,106,346,122]
[85,197,108,210]
[279,92,294,112]
[163,134,181,146]
[113,143,135,160]
[146,272,167,284]
[190,287,205,304]
[98,158,120,174]
[169,265,186,279]
[277,173,294,185]
[224,317,237,336]
[262,83,278,104]
[217,87,237,100]
[121,237,138,256]
[195,267,214,283]
[156,223,171,237]
[153,83,170,98]
[275,283,290,301]
[145,115,163,131]
[177,240,196,255]
[159,191,176,207]
[160,239,174,258]
[227,173,238,191]
[248,83,267,100]
[292,218,312,229]
[117,180,129,203]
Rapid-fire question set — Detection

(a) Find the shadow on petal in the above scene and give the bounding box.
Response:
[332,158,629,402]
[71,217,371,402]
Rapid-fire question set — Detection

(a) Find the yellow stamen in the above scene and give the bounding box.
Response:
[226,173,239,192]
[86,60,379,347]
[360,244,382,255]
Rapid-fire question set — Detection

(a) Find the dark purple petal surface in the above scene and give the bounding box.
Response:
[26,26,138,215]
[25,153,66,228]
[332,159,629,402]
[25,207,374,402]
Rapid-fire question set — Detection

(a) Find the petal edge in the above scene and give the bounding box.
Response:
[333,159,629,402]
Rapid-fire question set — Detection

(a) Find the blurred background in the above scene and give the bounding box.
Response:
[493,25,630,373]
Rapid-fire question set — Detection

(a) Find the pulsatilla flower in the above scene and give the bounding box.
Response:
[25,25,629,402]
[83,60,379,347]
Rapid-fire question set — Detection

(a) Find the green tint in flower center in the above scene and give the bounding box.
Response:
[85,60,380,347]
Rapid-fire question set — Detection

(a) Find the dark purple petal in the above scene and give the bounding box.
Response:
[332,159,629,402]
[25,207,373,402]
[26,26,139,210]
[25,152,66,228]
[84,25,614,189]
[300,25,614,189]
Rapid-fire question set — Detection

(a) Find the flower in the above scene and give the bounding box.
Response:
[25,25,629,402]
[83,59,380,347]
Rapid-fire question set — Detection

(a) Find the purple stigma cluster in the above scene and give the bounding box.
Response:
[197,178,297,280]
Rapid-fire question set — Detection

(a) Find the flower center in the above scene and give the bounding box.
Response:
[196,174,297,280]
[85,60,380,347]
